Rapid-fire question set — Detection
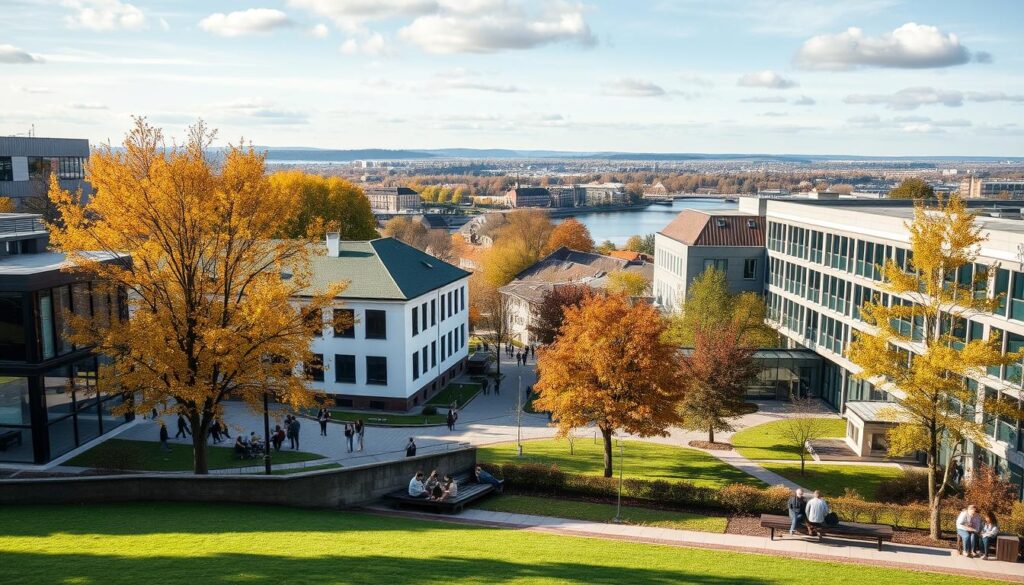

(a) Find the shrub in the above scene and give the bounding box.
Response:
[719,484,765,515]
[762,485,792,513]
[500,463,564,494]
[421,405,437,416]
[1007,501,1024,538]
[964,464,1018,515]
[875,468,929,504]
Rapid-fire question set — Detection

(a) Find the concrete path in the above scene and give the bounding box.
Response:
[371,506,1024,583]
[707,448,806,490]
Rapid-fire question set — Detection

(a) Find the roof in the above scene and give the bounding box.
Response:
[659,210,765,247]
[844,401,911,424]
[364,186,419,196]
[499,246,652,302]
[308,237,469,301]
[508,187,550,197]
[608,250,644,262]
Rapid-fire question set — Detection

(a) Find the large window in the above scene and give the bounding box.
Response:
[333,309,354,338]
[366,356,387,385]
[412,351,420,380]
[412,306,419,335]
[57,157,85,180]
[305,354,324,382]
[743,258,757,280]
[0,157,12,182]
[702,259,727,272]
[365,310,387,339]
[0,292,27,362]
[27,157,54,181]
[334,354,355,383]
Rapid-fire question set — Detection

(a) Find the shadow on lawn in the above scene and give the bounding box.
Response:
[0,552,775,585]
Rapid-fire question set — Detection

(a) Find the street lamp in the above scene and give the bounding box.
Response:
[263,391,272,475]
[613,438,624,523]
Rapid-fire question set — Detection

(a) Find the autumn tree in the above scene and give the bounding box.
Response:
[625,233,655,256]
[678,325,760,443]
[889,178,935,200]
[606,270,649,296]
[527,284,591,345]
[776,397,833,475]
[472,276,513,379]
[47,118,343,474]
[535,293,686,477]
[269,171,378,240]
[543,218,594,254]
[382,216,429,249]
[665,267,776,347]
[0,197,15,213]
[595,240,617,255]
[497,209,554,257]
[847,195,1024,539]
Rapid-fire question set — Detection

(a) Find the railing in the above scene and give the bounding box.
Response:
[0,216,46,236]
[222,439,472,475]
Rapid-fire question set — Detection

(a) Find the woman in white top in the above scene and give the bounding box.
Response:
[980,512,1000,560]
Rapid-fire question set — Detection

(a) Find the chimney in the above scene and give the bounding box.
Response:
[326,232,340,257]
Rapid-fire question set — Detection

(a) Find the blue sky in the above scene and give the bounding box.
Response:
[2,0,1023,155]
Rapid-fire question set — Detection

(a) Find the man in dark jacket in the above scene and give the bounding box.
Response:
[787,488,806,535]
[175,414,191,439]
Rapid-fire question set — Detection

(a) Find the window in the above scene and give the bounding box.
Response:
[0,292,27,362]
[422,347,428,374]
[412,306,419,335]
[305,354,324,382]
[57,157,85,180]
[431,341,437,367]
[743,258,757,280]
[304,308,322,337]
[702,259,727,272]
[366,356,387,385]
[421,302,428,331]
[431,299,436,326]
[333,309,354,338]
[0,157,12,182]
[27,157,55,181]
[412,351,420,380]
[334,354,355,383]
[460,286,466,312]
[365,309,386,339]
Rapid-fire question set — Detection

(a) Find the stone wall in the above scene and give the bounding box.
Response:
[0,447,476,509]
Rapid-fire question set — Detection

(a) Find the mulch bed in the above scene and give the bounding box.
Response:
[725,515,957,549]
[688,440,733,451]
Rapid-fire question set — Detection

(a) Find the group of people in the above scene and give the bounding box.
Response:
[406,465,505,502]
[342,420,365,453]
[514,345,535,366]
[956,504,1002,559]
[233,432,265,459]
[480,377,498,396]
[786,488,834,537]
[159,416,233,452]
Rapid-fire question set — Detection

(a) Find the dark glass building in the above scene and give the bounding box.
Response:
[0,213,131,463]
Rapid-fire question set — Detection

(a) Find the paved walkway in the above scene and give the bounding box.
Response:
[707,449,805,490]
[371,507,1024,583]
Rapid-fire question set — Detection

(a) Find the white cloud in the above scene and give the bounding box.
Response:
[340,33,390,56]
[63,0,146,31]
[199,9,293,38]
[287,0,437,31]
[159,17,170,31]
[849,114,972,134]
[793,95,816,106]
[0,44,43,64]
[844,87,964,110]
[17,86,52,94]
[795,23,976,70]
[399,3,596,54]
[966,91,1024,103]
[310,23,329,38]
[215,98,309,125]
[737,70,798,89]
[741,96,787,103]
[68,102,109,110]
[602,78,667,98]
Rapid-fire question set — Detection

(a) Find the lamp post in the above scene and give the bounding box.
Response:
[613,438,624,523]
[263,391,272,475]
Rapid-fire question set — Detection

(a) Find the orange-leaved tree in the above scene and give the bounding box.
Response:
[543,217,594,254]
[48,118,345,474]
[535,293,686,477]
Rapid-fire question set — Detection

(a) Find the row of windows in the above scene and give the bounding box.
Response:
[656,248,685,278]
[307,354,388,386]
[0,157,87,182]
[412,324,467,381]
[309,308,384,340]
[412,286,466,337]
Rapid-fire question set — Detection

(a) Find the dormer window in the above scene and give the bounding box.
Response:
[747,219,757,228]
[715,218,727,228]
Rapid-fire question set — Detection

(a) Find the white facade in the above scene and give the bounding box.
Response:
[653,232,688,311]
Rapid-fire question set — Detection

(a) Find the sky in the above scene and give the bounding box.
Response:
[2,0,1023,156]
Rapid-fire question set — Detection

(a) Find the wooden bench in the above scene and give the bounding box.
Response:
[384,471,495,514]
[0,430,22,451]
[760,513,894,551]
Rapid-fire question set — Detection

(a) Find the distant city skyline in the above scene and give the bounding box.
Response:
[3,0,1023,156]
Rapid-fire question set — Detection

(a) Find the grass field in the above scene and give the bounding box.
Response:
[329,410,447,426]
[67,439,324,472]
[426,382,482,407]
[478,438,763,489]
[760,462,904,501]
[476,494,728,533]
[731,419,846,461]
[0,503,1002,585]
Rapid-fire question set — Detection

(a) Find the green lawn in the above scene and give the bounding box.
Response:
[731,418,846,461]
[67,439,324,472]
[426,382,481,407]
[329,410,446,426]
[478,438,763,489]
[760,463,904,502]
[0,503,1001,585]
[476,494,727,533]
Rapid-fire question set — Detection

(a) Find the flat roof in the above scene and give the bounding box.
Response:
[844,401,910,424]
[0,251,122,276]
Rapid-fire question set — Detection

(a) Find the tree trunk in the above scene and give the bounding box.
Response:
[601,427,613,478]
[708,427,715,444]
[191,414,210,475]
[928,458,941,540]
[799,453,805,475]
[495,341,501,379]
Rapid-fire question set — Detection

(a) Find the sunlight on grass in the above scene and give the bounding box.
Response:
[731,419,845,461]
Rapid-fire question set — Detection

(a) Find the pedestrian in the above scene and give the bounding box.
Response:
[175,414,191,439]
[494,380,501,396]
[531,345,536,359]
[787,488,806,535]
[218,418,231,439]
[483,341,489,352]
[405,437,417,457]
[446,409,456,431]
[525,385,532,400]
[290,416,301,450]
[159,422,171,453]
[317,408,330,436]
[356,419,365,451]
[210,421,222,444]
[951,459,964,485]
[482,378,489,395]
[344,423,354,453]
[516,352,521,366]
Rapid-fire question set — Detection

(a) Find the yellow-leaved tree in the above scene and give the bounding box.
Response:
[47,118,345,474]
[268,171,378,240]
[847,195,1024,539]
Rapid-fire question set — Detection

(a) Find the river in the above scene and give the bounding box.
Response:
[562,198,737,246]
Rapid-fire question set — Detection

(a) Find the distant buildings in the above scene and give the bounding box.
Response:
[642,182,669,201]
[499,247,652,345]
[960,176,1024,199]
[505,186,551,208]
[581,182,626,206]
[365,186,422,213]
[306,235,470,410]
[0,137,91,209]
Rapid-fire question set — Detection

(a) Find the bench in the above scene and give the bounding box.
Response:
[760,513,894,551]
[0,430,22,451]
[384,471,495,514]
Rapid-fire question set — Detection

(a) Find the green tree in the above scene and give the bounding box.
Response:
[625,233,655,256]
[595,240,617,255]
[665,267,776,347]
[606,270,649,296]
[847,195,1024,539]
[269,171,378,240]
[889,178,935,200]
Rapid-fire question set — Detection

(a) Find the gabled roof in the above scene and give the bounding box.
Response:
[499,246,652,302]
[308,237,469,300]
[659,210,765,247]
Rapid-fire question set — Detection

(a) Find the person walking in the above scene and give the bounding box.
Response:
[344,423,354,453]
[218,418,231,440]
[210,421,222,444]
[289,416,301,450]
[356,419,365,451]
[175,414,191,439]
[405,437,417,457]
[787,488,806,535]
[317,408,330,436]
[446,409,456,431]
[956,504,982,557]
[159,422,171,453]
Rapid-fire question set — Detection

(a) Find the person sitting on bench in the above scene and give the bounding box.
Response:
[408,472,427,498]
[980,511,1000,560]
[787,488,806,535]
[474,465,504,492]
[436,475,458,502]
[957,504,982,558]
[804,490,830,536]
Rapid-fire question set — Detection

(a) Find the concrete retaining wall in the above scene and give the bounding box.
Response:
[0,448,476,509]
